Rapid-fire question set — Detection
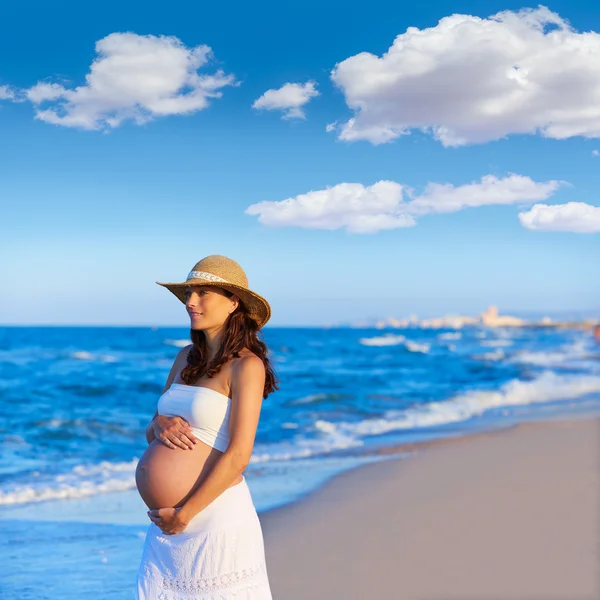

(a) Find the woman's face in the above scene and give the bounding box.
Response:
[184,285,239,329]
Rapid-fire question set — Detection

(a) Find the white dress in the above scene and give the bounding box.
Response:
[136,475,273,599]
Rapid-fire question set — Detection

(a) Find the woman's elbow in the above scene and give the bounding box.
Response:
[227,448,251,469]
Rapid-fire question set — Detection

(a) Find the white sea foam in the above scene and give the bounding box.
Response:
[70,351,94,360]
[359,334,406,346]
[0,458,139,506]
[252,372,600,462]
[480,339,513,347]
[359,334,430,353]
[472,349,506,361]
[3,371,598,506]
[510,339,592,367]
[68,351,118,362]
[289,393,329,405]
[405,341,430,354]
[309,371,600,439]
[164,339,190,348]
[489,327,518,339]
[99,355,118,362]
[438,332,462,340]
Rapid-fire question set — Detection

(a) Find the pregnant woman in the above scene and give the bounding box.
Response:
[135,255,278,599]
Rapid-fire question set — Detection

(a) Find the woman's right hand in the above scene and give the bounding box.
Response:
[152,415,199,450]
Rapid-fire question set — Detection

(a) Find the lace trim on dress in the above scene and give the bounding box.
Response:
[143,562,269,599]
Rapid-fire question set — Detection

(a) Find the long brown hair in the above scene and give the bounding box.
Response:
[180,289,279,398]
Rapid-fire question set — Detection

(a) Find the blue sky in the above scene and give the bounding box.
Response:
[1,0,599,326]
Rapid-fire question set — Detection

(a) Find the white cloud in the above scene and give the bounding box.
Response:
[252,81,319,119]
[330,7,600,146]
[25,33,235,130]
[519,202,600,233]
[0,85,14,100]
[0,85,22,101]
[247,181,414,233]
[593,150,599,157]
[405,174,562,216]
[245,174,561,234]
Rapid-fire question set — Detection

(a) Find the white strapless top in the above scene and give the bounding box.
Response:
[157,383,231,452]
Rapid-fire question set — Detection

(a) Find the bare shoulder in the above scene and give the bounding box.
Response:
[232,349,265,380]
[234,349,264,367]
[177,343,194,361]
[172,343,193,370]
[161,344,194,393]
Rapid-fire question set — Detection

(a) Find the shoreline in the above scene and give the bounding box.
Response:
[0,412,598,599]
[259,413,600,599]
[1,408,599,526]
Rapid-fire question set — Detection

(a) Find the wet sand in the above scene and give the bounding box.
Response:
[260,416,600,599]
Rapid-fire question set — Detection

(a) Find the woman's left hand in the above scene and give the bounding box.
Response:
[147,507,190,535]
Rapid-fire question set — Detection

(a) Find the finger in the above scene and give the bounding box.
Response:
[158,434,176,449]
[179,432,198,449]
[160,434,183,450]
[183,428,200,445]
[168,434,190,450]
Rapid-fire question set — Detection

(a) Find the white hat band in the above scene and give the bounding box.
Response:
[186,270,231,284]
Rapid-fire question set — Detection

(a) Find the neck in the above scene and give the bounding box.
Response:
[202,328,225,361]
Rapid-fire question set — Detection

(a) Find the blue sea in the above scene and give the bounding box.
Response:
[1,324,600,599]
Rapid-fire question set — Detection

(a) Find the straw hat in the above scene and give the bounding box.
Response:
[156,255,271,329]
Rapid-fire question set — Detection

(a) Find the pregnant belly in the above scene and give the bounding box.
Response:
[135,439,219,510]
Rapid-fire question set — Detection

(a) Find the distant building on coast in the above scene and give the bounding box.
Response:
[373,305,521,329]
[353,305,597,331]
[480,305,525,327]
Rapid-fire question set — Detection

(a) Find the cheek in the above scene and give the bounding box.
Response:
[206,298,224,312]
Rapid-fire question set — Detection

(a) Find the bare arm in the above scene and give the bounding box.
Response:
[145,344,199,449]
[179,355,265,522]
[145,409,160,445]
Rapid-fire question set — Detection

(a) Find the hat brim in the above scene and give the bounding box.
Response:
[156,279,271,328]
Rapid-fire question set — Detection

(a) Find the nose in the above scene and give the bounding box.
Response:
[185,292,198,308]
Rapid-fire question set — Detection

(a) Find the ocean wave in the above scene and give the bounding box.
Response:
[287,393,331,406]
[471,349,505,361]
[359,334,430,353]
[480,339,513,347]
[252,371,600,463]
[163,339,190,348]
[510,339,593,367]
[438,332,462,340]
[405,341,430,354]
[0,458,139,506]
[359,334,406,347]
[4,371,598,507]
[311,371,600,439]
[28,417,135,437]
[69,351,119,362]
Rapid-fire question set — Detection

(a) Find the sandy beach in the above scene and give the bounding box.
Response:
[260,415,600,600]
